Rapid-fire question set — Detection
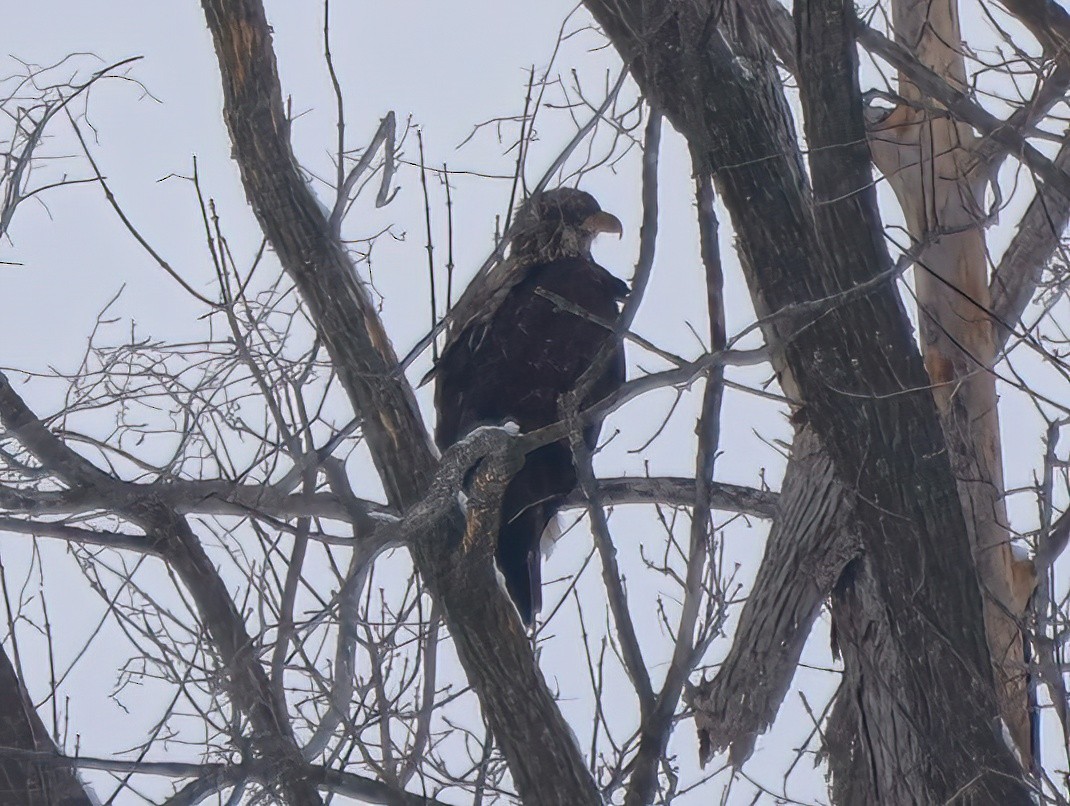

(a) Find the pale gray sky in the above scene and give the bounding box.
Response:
[1,2,1065,804]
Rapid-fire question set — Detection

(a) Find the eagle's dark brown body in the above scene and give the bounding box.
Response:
[433,189,627,626]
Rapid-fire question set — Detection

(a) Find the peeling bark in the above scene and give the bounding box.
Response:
[0,476,775,523]
[868,0,1029,761]
[692,424,858,765]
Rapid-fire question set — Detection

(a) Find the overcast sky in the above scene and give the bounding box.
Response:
[2,2,1066,804]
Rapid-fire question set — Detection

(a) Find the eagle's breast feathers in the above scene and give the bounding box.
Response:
[432,188,627,626]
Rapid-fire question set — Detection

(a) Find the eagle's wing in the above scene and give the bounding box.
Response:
[446,255,533,341]
[419,253,534,389]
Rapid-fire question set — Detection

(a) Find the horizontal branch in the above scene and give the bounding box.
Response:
[0,516,153,554]
[568,476,776,519]
[0,475,774,541]
[0,749,448,806]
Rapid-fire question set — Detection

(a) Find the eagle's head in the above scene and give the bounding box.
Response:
[509,188,623,264]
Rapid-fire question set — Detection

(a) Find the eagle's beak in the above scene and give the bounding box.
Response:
[582,211,624,239]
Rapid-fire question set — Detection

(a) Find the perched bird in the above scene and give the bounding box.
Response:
[433,188,628,626]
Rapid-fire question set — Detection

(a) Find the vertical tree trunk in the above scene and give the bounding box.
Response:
[584,1,1031,800]
[868,0,1029,761]
[0,646,91,805]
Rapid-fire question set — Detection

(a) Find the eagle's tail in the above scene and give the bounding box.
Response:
[497,502,550,628]
[497,442,576,627]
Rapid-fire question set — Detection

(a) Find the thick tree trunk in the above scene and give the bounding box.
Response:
[794,4,1025,796]
[867,0,1030,760]
[584,0,1030,800]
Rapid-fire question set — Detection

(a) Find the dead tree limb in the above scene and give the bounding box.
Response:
[691,424,858,765]
[867,0,1027,759]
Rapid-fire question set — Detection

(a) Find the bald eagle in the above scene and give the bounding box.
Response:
[433,188,628,626]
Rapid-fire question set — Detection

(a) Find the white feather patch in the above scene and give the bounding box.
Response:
[492,558,526,624]
[540,513,562,559]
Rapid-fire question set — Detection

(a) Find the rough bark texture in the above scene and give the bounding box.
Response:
[692,424,858,765]
[199,2,600,802]
[0,647,91,805]
[684,8,863,766]
[867,0,1028,759]
[795,4,1025,797]
[583,0,1030,801]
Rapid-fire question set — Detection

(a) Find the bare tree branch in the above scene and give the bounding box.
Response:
[991,134,1070,347]
[197,1,601,801]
